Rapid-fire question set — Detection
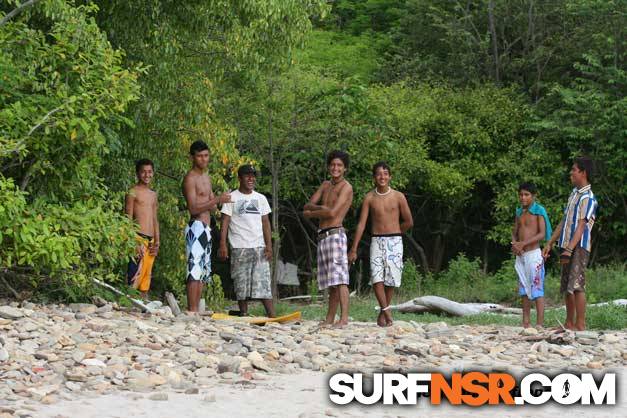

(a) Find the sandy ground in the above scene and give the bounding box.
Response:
[36,369,625,418]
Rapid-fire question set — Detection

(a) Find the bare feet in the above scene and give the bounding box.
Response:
[332,320,348,329]
[551,325,576,334]
[523,322,531,328]
[377,311,386,327]
[383,310,393,327]
[318,320,333,328]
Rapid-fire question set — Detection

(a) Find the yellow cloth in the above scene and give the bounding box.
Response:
[129,234,156,292]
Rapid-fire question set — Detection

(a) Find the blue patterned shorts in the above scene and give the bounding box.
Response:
[185,220,212,283]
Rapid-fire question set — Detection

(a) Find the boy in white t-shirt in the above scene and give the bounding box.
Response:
[219,165,275,317]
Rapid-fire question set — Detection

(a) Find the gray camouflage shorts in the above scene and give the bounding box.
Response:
[231,247,272,300]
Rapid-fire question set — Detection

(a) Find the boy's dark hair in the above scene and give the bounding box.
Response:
[574,156,593,182]
[518,182,537,194]
[237,164,257,177]
[326,150,349,169]
[372,161,391,176]
[135,158,154,174]
[190,140,209,155]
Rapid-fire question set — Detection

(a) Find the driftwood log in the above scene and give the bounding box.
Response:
[279,295,324,302]
[588,299,627,307]
[376,295,519,316]
[92,278,154,313]
[165,292,182,316]
[381,295,627,317]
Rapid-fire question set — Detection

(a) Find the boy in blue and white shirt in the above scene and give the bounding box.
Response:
[543,157,598,331]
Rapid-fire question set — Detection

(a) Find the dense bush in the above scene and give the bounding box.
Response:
[0,0,140,300]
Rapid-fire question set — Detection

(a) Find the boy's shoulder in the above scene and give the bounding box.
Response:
[251,190,268,200]
[184,169,210,181]
[392,189,407,200]
[516,202,546,217]
[127,185,151,197]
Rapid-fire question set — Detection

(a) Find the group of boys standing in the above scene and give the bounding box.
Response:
[125,140,598,330]
[126,141,274,316]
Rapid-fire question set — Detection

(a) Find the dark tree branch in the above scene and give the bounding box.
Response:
[0,0,42,27]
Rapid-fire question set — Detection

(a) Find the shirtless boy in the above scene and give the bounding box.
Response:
[182,140,231,312]
[304,150,353,327]
[348,162,413,326]
[512,182,551,328]
[125,159,160,299]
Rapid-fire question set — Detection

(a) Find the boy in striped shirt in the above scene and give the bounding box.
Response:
[543,157,598,331]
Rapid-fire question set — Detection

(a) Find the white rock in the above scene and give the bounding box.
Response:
[65,381,82,391]
[81,358,107,368]
[195,367,217,378]
[0,347,9,362]
[600,334,620,343]
[68,303,97,314]
[521,327,538,336]
[135,320,157,332]
[72,350,86,363]
[0,306,24,319]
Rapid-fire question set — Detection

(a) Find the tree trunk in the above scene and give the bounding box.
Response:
[488,0,500,84]
[268,82,280,304]
[356,259,363,296]
[432,233,446,273]
[404,234,430,275]
[482,239,489,273]
[0,0,42,27]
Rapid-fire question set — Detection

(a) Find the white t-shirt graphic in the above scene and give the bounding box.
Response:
[221,190,271,248]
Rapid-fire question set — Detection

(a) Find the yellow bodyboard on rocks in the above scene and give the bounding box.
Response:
[211,311,301,325]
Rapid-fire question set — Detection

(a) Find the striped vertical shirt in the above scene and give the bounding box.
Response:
[558,184,598,252]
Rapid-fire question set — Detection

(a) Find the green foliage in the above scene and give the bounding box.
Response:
[0,0,142,197]
[1,0,624,305]
[413,254,627,308]
[584,264,627,305]
[305,0,625,271]
[533,54,627,258]
[399,258,419,295]
[296,30,382,82]
[90,0,329,297]
[430,254,486,301]
[0,0,140,299]
[419,254,521,304]
[0,174,135,300]
[204,275,226,312]
[329,0,406,35]
[377,0,625,93]
[585,303,627,330]
[308,274,319,301]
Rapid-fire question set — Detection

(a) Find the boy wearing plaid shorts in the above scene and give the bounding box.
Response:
[304,151,354,328]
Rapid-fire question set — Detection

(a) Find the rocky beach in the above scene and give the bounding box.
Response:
[1,301,625,417]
